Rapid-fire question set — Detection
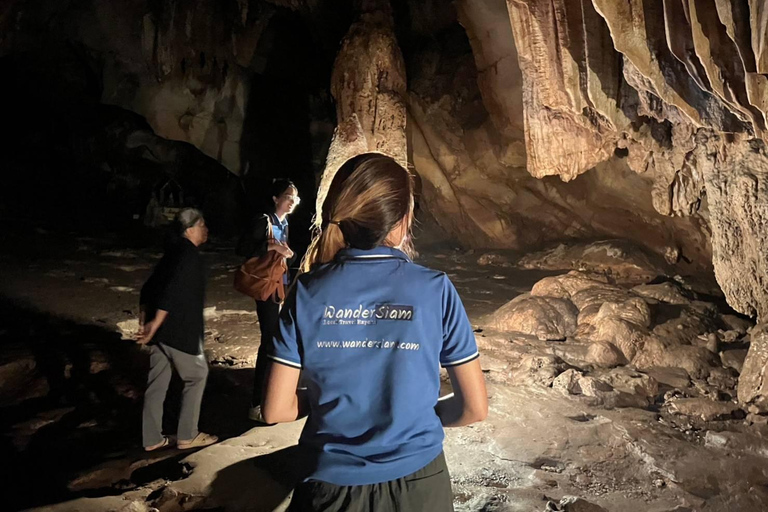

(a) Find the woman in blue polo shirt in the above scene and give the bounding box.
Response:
[236,179,299,422]
[262,154,487,511]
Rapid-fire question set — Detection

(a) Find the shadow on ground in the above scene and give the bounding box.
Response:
[208,445,316,511]
[0,296,257,511]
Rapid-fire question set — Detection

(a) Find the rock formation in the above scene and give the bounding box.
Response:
[501,0,768,323]
[313,0,407,224]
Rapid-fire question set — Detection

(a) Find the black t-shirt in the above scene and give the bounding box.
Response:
[140,238,206,355]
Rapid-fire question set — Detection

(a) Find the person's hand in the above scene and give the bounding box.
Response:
[136,319,159,345]
[269,242,293,259]
[138,309,146,337]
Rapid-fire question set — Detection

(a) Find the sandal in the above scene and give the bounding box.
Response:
[177,432,218,450]
[145,436,174,452]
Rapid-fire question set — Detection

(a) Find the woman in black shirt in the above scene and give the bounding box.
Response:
[138,208,218,451]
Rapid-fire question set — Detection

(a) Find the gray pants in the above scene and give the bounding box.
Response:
[142,342,208,447]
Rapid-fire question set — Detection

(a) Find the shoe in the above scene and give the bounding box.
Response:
[177,432,218,450]
[145,436,174,452]
[248,404,274,425]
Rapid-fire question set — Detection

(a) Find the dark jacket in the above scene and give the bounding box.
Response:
[140,238,206,355]
[236,213,272,260]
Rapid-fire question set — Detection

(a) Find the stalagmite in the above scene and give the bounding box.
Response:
[313,0,407,224]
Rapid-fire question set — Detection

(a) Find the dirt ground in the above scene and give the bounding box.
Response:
[1,227,767,512]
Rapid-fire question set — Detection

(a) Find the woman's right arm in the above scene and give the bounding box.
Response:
[262,362,308,423]
[236,215,270,258]
[435,359,488,427]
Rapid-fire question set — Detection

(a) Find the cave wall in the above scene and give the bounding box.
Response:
[396,0,712,273]
[4,0,768,319]
[1,0,266,174]
[0,0,338,177]
[496,0,768,319]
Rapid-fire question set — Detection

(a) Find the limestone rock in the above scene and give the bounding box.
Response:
[530,272,611,301]
[552,368,653,409]
[487,294,578,341]
[518,240,668,282]
[510,354,568,388]
[590,315,648,362]
[456,0,524,140]
[596,367,659,402]
[506,0,619,181]
[703,145,768,320]
[720,349,749,374]
[549,496,609,512]
[632,282,692,305]
[720,314,754,335]
[642,366,692,391]
[0,351,49,406]
[738,325,768,412]
[667,397,743,422]
[633,338,720,380]
[314,1,407,227]
[553,369,611,397]
[572,288,634,326]
[593,298,652,329]
[585,340,628,368]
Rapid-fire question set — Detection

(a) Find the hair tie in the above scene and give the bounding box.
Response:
[328,220,341,226]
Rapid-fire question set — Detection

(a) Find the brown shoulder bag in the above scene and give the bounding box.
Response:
[233,215,287,302]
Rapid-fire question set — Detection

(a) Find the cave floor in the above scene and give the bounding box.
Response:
[1,228,767,512]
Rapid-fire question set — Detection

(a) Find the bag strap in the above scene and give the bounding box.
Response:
[265,213,275,242]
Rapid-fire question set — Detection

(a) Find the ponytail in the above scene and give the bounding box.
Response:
[301,222,346,273]
[300,153,413,273]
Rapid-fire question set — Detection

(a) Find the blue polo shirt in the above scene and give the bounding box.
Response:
[270,213,288,244]
[268,246,479,486]
[270,213,289,283]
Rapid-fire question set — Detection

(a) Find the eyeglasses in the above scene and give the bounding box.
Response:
[282,194,301,205]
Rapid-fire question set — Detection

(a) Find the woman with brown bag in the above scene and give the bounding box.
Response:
[236,179,300,422]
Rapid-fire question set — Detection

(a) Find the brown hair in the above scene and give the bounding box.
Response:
[301,153,413,272]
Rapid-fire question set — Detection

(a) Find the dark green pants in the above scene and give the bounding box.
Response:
[288,452,454,512]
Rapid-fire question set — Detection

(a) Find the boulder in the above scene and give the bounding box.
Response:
[530,272,611,300]
[591,316,648,362]
[642,366,692,390]
[596,367,659,401]
[592,297,652,328]
[585,340,628,368]
[487,294,578,341]
[633,338,719,379]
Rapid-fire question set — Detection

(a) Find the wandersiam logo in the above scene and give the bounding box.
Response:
[322,304,414,325]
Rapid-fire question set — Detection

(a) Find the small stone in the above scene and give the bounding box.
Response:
[746,413,768,426]
[558,496,609,512]
[704,430,730,448]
